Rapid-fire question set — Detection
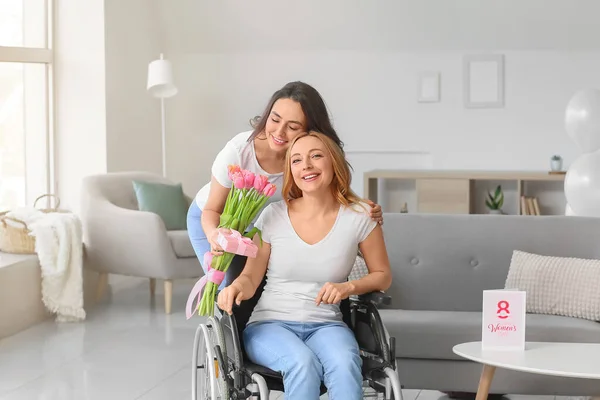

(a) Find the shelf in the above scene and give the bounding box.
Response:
[364,169,566,181]
[363,170,566,215]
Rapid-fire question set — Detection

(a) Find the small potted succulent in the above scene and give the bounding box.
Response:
[485,185,504,215]
[550,155,563,171]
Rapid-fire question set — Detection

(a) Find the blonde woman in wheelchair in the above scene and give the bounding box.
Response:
[217,130,393,400]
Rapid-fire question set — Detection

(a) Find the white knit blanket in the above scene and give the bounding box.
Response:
[6,207,86,322]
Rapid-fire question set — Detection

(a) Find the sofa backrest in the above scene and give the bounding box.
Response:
[81,171,177,211]
[381,213,600,312]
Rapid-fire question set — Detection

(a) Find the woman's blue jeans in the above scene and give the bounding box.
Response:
[187,201,229,289]
[243,320,363,400]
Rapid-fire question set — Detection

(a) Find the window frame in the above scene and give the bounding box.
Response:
[0,0,55,210]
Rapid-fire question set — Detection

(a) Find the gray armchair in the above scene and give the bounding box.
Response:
[80,171,202,314]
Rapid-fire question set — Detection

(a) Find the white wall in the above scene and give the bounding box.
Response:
[54,0,107,212]
[155,0,600,208]
[54,0,164,211]
[54,0,600,213]
[168,50,600,214]
[104,0,163,175]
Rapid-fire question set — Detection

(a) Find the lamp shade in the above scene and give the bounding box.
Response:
[147,55,178,98]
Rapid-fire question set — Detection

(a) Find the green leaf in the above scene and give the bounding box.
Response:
[244,226,258,239]
[494,185,502,199]
[219,213,232,228]
[244,226,263,246]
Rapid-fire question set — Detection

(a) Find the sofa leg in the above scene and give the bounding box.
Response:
[164,280,173,314]
[149,278,156,296]
[96,272,108,302]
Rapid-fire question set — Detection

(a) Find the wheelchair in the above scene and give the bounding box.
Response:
[191,255,404,399]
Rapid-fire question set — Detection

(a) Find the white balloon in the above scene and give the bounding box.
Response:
[565,203,576,216]
[565,88,600,153]
[564,151,600,217]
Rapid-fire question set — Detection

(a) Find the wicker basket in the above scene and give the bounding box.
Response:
[0,194,63,254]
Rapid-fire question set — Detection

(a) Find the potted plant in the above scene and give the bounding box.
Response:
[485,185,504,215]
[550,155,563,171]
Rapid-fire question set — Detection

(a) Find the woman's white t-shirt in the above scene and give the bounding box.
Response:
[247,200,378,325]
[195,131,284,217]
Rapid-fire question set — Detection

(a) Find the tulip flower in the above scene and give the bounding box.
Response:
[187,164,278,318]
[243,170,256,190]
[253,174,268,193]
[227,164,241,180]
[263,183,276,197]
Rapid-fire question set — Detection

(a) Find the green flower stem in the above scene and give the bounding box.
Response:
[196,188,276,316]
[223,186,235,215]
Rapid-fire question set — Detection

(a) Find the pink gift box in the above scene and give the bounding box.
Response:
[217,230,258,258]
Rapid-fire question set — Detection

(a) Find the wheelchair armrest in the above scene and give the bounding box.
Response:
[353,291,391,307]
[349,291,395,366]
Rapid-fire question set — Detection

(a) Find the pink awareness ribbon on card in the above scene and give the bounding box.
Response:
[185,253,226,320]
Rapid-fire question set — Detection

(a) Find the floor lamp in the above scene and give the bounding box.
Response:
[147,53,178,177]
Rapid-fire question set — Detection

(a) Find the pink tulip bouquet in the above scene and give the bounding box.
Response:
[186,164,277,318]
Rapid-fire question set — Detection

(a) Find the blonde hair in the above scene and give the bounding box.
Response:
[282,131,365,208]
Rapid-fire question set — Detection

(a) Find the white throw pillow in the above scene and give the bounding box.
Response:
[504,250,600,321]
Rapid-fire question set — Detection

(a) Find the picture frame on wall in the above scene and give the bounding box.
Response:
[463,54,505,109]
[417,71,440,103]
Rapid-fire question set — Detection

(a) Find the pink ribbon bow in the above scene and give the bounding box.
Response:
[228,230,242,239]
[185,253,226,319]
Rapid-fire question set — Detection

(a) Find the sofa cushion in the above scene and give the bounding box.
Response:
[504,250,600,322]
[167,230,196,258]
[132,180,188,230]
[380,309,600,361]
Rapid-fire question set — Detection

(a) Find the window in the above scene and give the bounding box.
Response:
[0,0,53,212]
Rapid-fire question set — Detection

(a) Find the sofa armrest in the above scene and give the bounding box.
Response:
[82,199,176,278]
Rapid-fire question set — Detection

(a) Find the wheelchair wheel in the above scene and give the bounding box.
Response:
[192,323,228,399]
[207,316,229,397]
[191,324,211,400]
[382,326,404,400]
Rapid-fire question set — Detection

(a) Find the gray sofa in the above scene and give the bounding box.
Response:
[379,213,600,396]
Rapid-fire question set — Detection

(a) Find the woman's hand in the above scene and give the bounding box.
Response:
[207,227,232,255]
[366,200,383,225]
[315,282,355,306]
[217,283,250,315]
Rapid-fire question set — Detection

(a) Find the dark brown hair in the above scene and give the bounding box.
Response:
[248,81,344,150]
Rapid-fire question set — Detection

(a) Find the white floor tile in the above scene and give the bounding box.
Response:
[0,277,592,400]
[403,389,423,400]
[416,390,449,400]
[135,366,191,400]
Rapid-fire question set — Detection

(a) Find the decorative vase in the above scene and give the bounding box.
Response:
[550,158,563,171]
[489,209,503,215]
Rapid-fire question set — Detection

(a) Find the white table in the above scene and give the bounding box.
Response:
[453,341,600,400]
